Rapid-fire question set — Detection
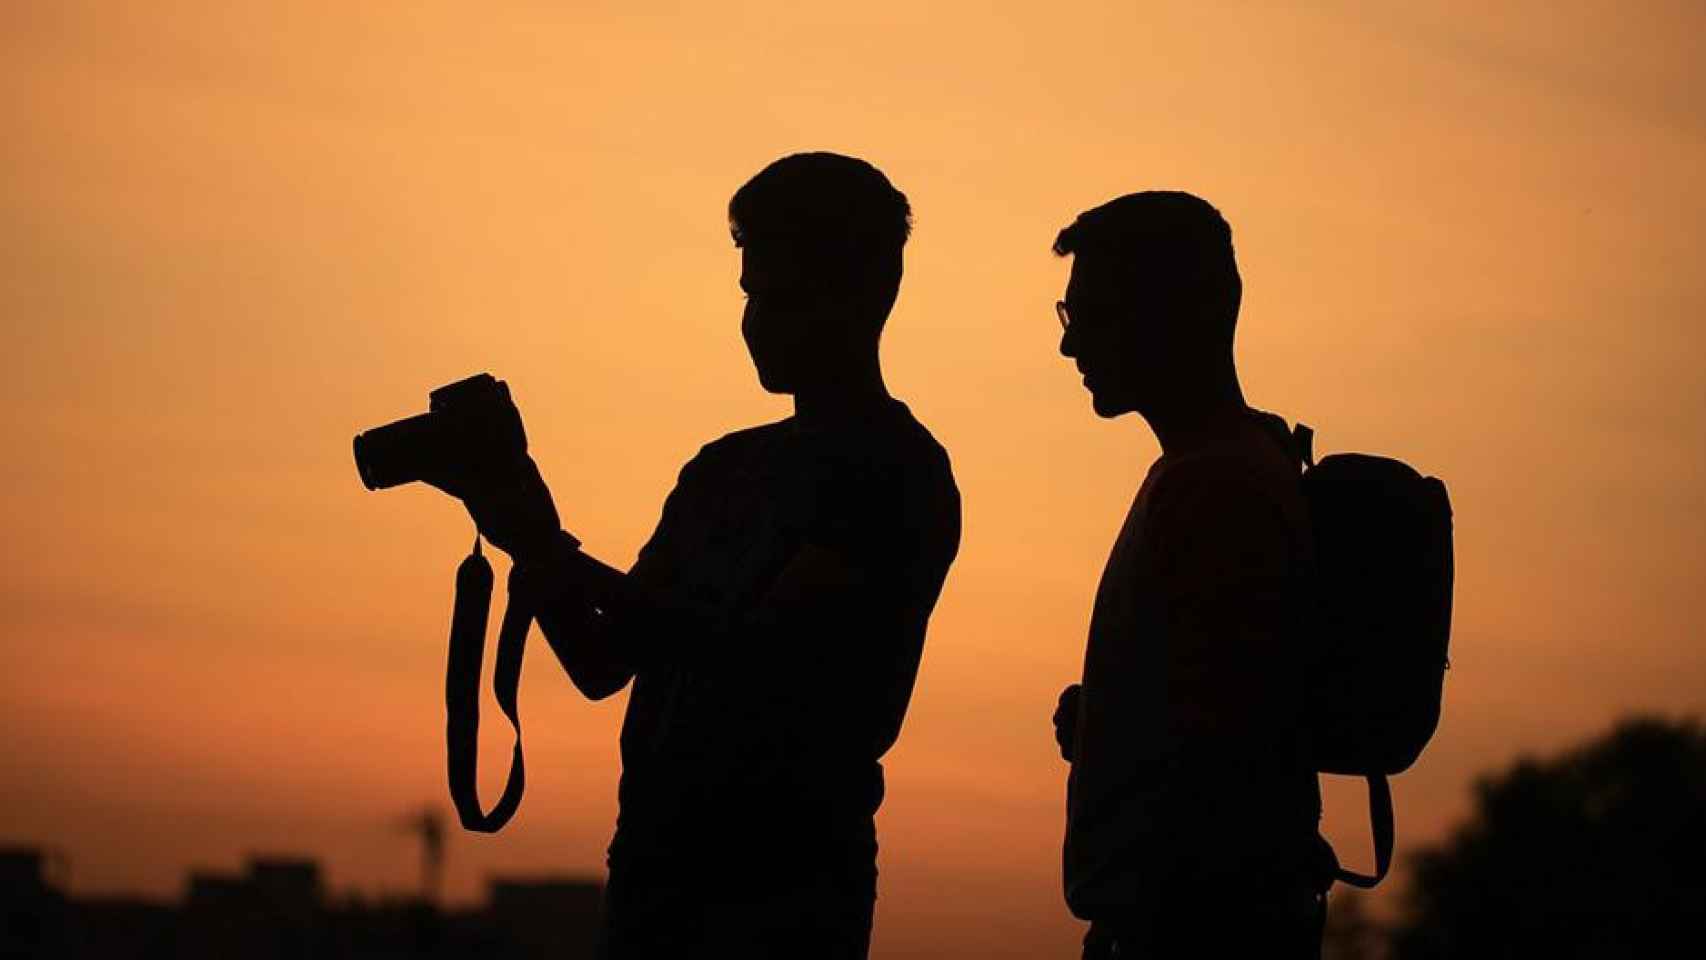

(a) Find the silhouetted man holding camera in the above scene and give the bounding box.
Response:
[1049,192,1324,957]
[431,153,959,958]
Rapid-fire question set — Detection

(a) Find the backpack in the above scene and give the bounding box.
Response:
[1290,422,1455,889]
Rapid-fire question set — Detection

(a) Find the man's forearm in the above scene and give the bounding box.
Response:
[510,532,642,698]
[517,531,881,694]
[513,531,705,683]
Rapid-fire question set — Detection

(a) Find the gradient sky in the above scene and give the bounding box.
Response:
[3,2,1703,956]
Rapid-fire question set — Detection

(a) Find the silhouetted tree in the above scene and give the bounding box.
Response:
[1391,716,1706,957]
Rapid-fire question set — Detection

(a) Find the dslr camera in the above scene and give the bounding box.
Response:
[353,373,528,491]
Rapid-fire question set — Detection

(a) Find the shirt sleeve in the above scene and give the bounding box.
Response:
[773,445,961,753]
[812,459,958,592]
[626,443,714,592]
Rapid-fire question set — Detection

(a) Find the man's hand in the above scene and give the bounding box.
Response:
[426,454,561,564]
[1054,682,1082,763]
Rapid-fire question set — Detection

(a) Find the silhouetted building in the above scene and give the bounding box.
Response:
[485,876,603,958]
[179,857,325,960]
[3,848,71,958]
[69,897,175,960]
[0,846,603,959]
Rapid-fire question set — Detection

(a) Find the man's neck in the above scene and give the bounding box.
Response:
[1142,373,1249,456]
[792,367,892,425]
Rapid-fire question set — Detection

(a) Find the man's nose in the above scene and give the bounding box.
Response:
[1059,324,1077,359]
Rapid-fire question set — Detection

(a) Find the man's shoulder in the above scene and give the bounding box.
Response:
[1149,450,1276,502]
[1145,423,1304,540]
[1138,445,1310,587]
[871,401,956,482]
[712,417,795,450]
[801,401,957,491]
[679,405,957,504]
[680,419,792,472]
[818,406,961,577]
[860,408,961,540]
[1150,415,1298,503]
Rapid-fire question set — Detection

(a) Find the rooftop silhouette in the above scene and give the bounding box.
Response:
[1,846,601,960]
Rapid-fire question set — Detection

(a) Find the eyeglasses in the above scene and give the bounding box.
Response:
[1055,300,1071,331]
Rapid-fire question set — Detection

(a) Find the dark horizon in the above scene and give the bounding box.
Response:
[4,844,604,959]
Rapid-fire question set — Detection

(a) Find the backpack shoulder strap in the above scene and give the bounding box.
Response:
[1335,774,1395,889]
[1292,422,1316,469]
[1245,409,1313,470]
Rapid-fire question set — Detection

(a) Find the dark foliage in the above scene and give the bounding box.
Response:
[1391,716,1706,958]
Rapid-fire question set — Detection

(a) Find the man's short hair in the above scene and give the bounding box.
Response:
[729,153,912,305]
[1053,191,1242,332]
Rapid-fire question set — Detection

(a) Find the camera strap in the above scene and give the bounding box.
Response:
[444,533,529,832]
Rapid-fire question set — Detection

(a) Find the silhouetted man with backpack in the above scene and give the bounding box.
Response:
[1049,192,1327,957]
[431,153,961,958]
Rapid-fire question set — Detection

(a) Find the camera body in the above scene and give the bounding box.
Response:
[353,373,528,491]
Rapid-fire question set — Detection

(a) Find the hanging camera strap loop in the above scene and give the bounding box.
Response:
[445,533,530,832]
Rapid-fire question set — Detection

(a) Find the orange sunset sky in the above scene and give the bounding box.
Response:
[3,2,1703,956]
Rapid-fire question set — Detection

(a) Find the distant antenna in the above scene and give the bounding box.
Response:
[395,807,446,903]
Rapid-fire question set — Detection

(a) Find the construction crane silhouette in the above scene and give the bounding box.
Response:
[395,807,446,904]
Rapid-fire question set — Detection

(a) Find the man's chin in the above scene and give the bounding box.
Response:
[1089,391,1131,419]
[755,369,794,395]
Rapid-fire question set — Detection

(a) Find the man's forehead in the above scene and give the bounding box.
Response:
[1065,254,1129,297]
[740,244,818,289]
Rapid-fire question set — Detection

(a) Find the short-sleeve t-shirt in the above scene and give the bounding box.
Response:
[1064,407,1319,921]
[608,398,960,886]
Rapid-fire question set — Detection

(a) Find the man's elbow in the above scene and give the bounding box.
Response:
[565,663,631,701]
[537,614,633,701]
